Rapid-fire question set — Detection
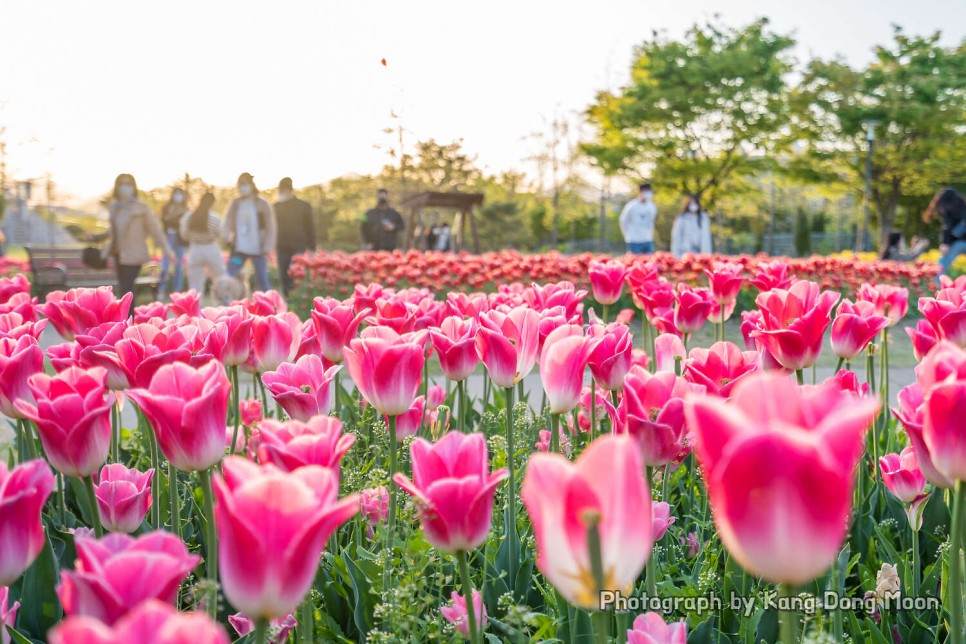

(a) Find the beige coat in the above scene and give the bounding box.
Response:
[222,196,276,255]
[102,199,171,266]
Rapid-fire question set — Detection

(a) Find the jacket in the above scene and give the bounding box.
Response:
[619,199,657,243]
[361,206,405,251]
[102,199,171,266]
[274,197,317,253]
[670,211,713,257]
[222,196,276,255]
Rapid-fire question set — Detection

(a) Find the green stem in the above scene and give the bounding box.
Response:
[384,415,399,594]
[505,386,518,597]
[949,481,966,644]
[334,368,341,416]
[648,321,657,375]
[912,526,920,600]
[592,611,611,644]
[199,468,218,587]
[21,418,38,461]
[458,379,466,433]
[834,356,844,373]
[587,515,610,644]
[169,465,180,539]
[254,618,270,644]
[589,380,597,442]
[457,550,482,644]
[256,371,269,412]
[110,401,120,463]
[82,475,104,537]
[229,365,241,455]
[645,465,658,598]
[718,318,725,344]
[602,303,609,324]
[550,412,560,454]
[300,594,315,644]
[420,359,429,435]
[794,369,804,386]
[778,583,798,644]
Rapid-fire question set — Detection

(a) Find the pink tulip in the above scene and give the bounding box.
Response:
[213,457,358,619]
[0,274,31,305]
[392,396,426,442]
[475,307,540,388]
[755,280,840,371]
[49,599,228,644]
[311,298,370,364]
[0,311,46,340]
[521,434,653,609]
[705,261,744,306]
[651,501,675,541]
[654,333,686,373]
[526,281,587,318]
[539,325,596,414]
[880,447,927,504]
[344,327,425,416]
[918,341,966,481]
[228,612,297,644]
[15,366,112,478]
[749,261,793,292]
[393,431,508,553]
[627,612,688,644]
[440,589,487,638]
[360,486,389,531]
[587,322,633,391]
[707,299,737,325]
[94,464,154,534]
[0,335,44,419]
[589,260,626,306]
[830,299,889,360]
[672,285,713,335]
[1,586,19,644]
[684,373,878,584]
[256,417,355,473]
[0,459,55,586]
[127,360,230,472]
[40,287,133,341]
[684,341,759,398]
[825,369,871,397]
[906,319,939,361]
[201,307,252,367]
[622,366,702,467]
[58,531,200,625]
[166,290,202,318]
[857,283,908,327]
[891,382,953,489]
[535,427,572,458]
[74,321,133,390]
[240,398,263,427]
[429,316,480,382]
[261,355,340,422]
[918,287,966,348]
[251,313,302,372]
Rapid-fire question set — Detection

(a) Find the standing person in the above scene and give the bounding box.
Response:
[670,194,713,258]
[619,182,658,254]
[102,174,174,298]
[222,172,276,293]
[361,188,405,251]
[158,187,189,298]
[436,223,452,252]
[180,192,225,295]
[925,188,966,276]
[273,177,317,296]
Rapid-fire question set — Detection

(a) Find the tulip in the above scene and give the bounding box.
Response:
[48,599,228,644]
[261,355,340,422]
[1,586,19,644]
[754,280,840,373]
[880,447,930,531]
[392,396,426,442]
[651,502,675,541]
[825,369,871,397]
[240,398,263,427]
[15,366,113,479]
[75,321,133,390]
[475,307,540,389]
[626,612,687,644]
[344,327,424,416]
[830,299,889,361]
[526,281,587,318]
[705,261,744,306]
[672,285,713,336]
[441,590,487,639]
[587,322,633,391]
[310,298,370,364]
[40,287,133,341]
[684,341,758,398]
[213,457,358,620]
[0,334,44,420]
[58,531,200,625]
[167,290,202,318]
[201,307,252,367]
[539,325,595,415]
[393,431,508,553]
[94,464,154,534]
[256,417,355,474]
[429,316,480,382]
[919,289,966,348]
[535,427,572,458]
[521,434,653,609]
[749,261,793,292]
[857,283,909,327]
[917,342,966,482]
[251,313,302,373]
[0,311,46,340]
[589,260,626,307]
[127,359,229,473]
[653,333,686,373]
[228,612,297,644]
[684,373,878,585]
[0,459,55,586]
[906,319,939,361]
[360,486,389,538]
[622,366,702,467]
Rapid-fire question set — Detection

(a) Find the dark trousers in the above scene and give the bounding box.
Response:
[117,264,141,298]
[277,248,304,296]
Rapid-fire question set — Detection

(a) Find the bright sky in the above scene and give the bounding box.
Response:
[1,0,963,206]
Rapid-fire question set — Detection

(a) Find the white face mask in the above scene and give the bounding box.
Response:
[238,184,253,197]
[641,191,653,201]
[688,203,699,213]
[117,184,135,200]
[277,191,290,202]
[172,192,184,204]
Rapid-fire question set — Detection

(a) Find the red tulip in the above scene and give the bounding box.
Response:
[1,586,19,644]
[213,457,358,619]
[49,599,228,644]
[429,316,479,382]
[311,298,370,364]
[684,341,759,398]
[684,373,878,584]
[622,365,702,466]
[521,434,653,609]
[344,327,424,416]
[58,531,200,625]
[393,431,508,553]
[15,366,112,478]
[587,322,633,391]
[127,360,230,472]
[0,459,55,586]
[251,313,302,373]
[830,299,889,360]
[539,324,596,414]
[441,590,487,638]
[475,307,540,388]
[672,285,713,335]
[589,260,626,305]
[256,416,355,474]
[94,464,154,534]
[261,355,340,422]
[754,280,840,371]
[0,335,44,419]
[857,283,908,327]
[627,612,687,644]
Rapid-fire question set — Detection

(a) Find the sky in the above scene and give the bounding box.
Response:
[1,0,964,208]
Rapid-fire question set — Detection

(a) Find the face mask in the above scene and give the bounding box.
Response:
[688,203,699,213]
[118,184,134,199]
[377,197,388,206]
[172,193,184,204]
[277,192,290,202]
[239,184,253,197]
[642,191,653,201]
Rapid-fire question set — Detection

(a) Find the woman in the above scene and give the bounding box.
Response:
[670,194,713,258]
[158,187,189,298]
[180,192,225,295]
[880,231,928,262]
[925,188,966,276]
[102,174,174,298]
[222,172,275,293]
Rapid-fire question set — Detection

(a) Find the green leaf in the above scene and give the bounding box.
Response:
[343,553,376,638]
[17,533,62,638]
[5,626,39,644]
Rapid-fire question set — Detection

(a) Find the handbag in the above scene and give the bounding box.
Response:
[82,246,108,269]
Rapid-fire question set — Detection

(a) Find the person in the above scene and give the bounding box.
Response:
[102,174,174,298]
[361,188,405,251]
[425,224,439,251]
[619,182,658,254]
[179,191,225,295]
[273,177,316,296]
[436,223,452,251]
[925,188,966,276]
[158,187,189,298]
[670,194,713,258]
[880,231,928,262]
[222,172,276,293]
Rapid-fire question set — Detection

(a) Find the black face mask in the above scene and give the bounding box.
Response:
[377,197,388,206]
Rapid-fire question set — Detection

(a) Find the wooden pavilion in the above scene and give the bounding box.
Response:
[398,191,484,253]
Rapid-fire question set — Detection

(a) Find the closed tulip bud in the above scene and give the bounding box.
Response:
[539,325,596,415]
[0,334,44,419]
[310,298,370,364]
[651,501,675,541]
[261,355,340,422]
[627,612,688,644]
[830,300,889,360]
[430,316,480,382]
[251,313,302,373]
[589,260,626,305]
[475,307,540,388]
[344,327,425,416]
[239,398,263,427]
[754,280,840,371]
[94,464,154,534]
[0,459,55,587]
[440,590,487,638]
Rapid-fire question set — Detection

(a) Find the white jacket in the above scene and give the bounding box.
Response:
[619,199,657,243]
[670,212,713,257]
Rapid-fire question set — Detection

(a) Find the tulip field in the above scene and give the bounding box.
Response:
[1,250,966,643]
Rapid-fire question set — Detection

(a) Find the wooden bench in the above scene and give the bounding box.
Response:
[25,245,160,299]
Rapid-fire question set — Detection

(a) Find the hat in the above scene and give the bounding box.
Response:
[238,172,254,185]
[279,177,293,190]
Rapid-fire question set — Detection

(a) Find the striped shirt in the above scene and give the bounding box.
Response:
[180,211,223,245]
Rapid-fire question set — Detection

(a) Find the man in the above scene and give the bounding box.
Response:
[361,188,405,251]
[273,177,317,296]
[619,182,658,254]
